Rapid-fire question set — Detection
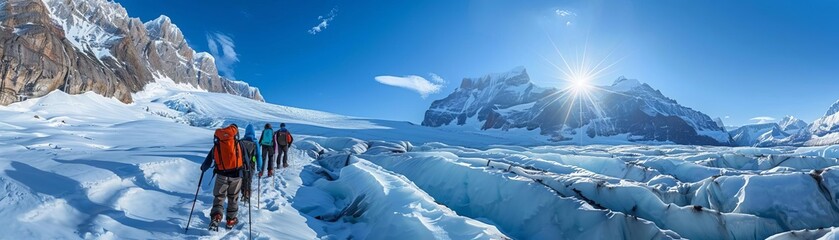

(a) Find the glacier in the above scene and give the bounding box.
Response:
[1,89,839,239]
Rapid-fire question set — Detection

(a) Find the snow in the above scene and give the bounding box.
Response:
[41,0,123,63]
[779,115,809,133]
[495,102,535,115]
[608,77,643,92]
[479,66,526,82]
[729,123,789,147]
[362,152,680,239]
[827,100,839,117]
[806,103,839,146]
[297,156,506,239]
[768,227,839,240]
[131,74,207,102]
[2,88,839,239]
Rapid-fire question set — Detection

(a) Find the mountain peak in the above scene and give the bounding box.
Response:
[729,123,789,147]
[148,15,172,25]
[609,76,642,92]
[459,66,530,90]
[144,15,172,31]
[778,115,808,133]
[826,100,839,117]
[144,15,184,43]
[424,67,729,145]
[714,117,727,131]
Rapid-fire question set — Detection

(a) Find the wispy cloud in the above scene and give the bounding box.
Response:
[750,116,776,124]
[374,73,446,98]
[309,7,338,35]
[555,9,577,26]
[206,32,239,78]
[429,73,445,84]
[555,9,576,17]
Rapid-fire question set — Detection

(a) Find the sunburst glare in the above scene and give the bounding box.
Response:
[537,34,627,144]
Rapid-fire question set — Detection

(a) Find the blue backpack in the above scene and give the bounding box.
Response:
[260,129,274,146]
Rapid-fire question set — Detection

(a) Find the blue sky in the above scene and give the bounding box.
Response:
[115,0,839,126]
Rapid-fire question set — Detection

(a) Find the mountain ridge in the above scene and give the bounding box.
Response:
[0,0,262,105]
[423,67,732,145]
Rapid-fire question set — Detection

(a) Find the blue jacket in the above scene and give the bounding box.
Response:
[243,124,263,170]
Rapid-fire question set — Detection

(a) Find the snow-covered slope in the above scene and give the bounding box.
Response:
[713,117,727,131]
[2,88,838,239]
[423,67,731,146]
[774,100,839,147]
[0,90,512,239]
[728,123,790,147]
[778,115,809,133]
[804,100,839,146]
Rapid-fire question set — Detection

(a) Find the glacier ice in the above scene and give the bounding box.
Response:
[2,89,839,239]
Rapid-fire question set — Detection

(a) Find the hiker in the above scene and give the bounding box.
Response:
[274,123,294,168]
[258,123,276,177]
[239,124,263,202]
[200,123,252,230]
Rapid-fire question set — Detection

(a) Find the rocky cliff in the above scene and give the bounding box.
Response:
[0,0,262,105]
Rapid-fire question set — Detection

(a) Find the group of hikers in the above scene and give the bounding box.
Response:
[189,122,294,231]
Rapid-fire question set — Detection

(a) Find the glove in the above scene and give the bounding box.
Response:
[200,162,210,172]
[258,171,264,178]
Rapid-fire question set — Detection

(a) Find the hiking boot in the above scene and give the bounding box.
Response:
[267,169,274,177]
[209,213,222,231]
[283,163,289,168]
[225,217,238,229]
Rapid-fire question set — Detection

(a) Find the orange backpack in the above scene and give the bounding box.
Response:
[213,125,242,171]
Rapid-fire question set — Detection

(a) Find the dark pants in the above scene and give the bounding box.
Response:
[242,166,253,200]
[262,144,274,171]
[277,144,289,168]
[211,175,242,220]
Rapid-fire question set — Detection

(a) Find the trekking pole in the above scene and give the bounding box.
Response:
[257,175,261,209]
[248,182,253,240]
[185,171,205,234]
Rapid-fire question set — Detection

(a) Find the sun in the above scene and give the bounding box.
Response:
[570,75,591,92]
[535,34,628,144]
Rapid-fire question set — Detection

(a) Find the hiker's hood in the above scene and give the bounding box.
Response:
[244,124,257,140]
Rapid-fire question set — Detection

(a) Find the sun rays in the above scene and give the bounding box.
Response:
[536,34,628,144]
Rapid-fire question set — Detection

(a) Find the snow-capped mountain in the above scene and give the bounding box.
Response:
[421,67,552,128]
[423,67,731,145]
[800,100,839,146]
[0,0,262,105]
[728,123,790,147]
[714,117,727,131]
[778,115,808,133]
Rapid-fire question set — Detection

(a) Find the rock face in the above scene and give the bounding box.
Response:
[0,0,262,105]
[423,67,731,145]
